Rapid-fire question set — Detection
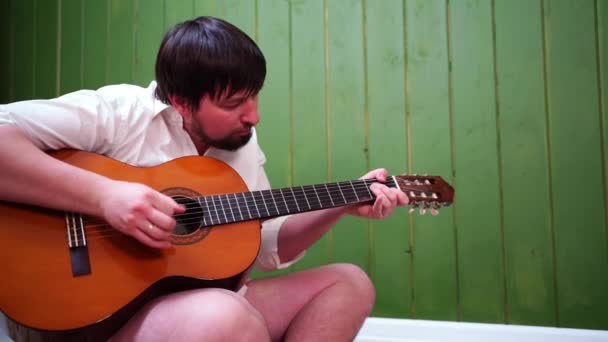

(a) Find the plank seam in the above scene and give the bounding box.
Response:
[323,0,333,262]
[402,0,416,319]
[80,0,84,89]
[361,0,373,280]
[32,0,37,98]
[445,0,461,322]
[593,0,608,269]
[490,0,508,324]
[540,0,560,327]
[56,0,62,97]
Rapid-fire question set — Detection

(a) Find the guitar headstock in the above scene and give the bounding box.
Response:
[394,174,454,216]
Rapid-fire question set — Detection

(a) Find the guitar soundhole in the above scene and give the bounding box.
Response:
[161,188,212,246]
[173,196,203,236]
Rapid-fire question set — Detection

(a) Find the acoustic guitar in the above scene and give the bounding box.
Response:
[0,149,454,337]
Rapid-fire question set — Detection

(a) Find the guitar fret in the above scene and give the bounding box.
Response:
[257,191,270,217]
[337,182,347,204]
[312,185,323,208]
[324,184,335,206]
[211,196,220,224]
[364,180,373,198]
[216,196,228,223]
[232,193,243,221]
[292,186,307,210]
[250,192,262,218]
[279,189,290,214]
[224,194,235,222]
[241,193,252,220]
[350,181,359,201]
[226,195,233,221]
[269,190,279,215]
[201,196,211,225]
[301,186,311,210]
[290,187,301,211]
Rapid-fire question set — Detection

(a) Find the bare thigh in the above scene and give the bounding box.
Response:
[244,263,375,341]
[109,288,269,342]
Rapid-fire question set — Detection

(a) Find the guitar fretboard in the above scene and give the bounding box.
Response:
[191,177,399,227]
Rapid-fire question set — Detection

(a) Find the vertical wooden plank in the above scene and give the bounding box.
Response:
[194,0,224,18]
[61,0,84,95]
[495,0,556,326]
[406,0,458,320]
[34,0,58,99]
[327,0,368,269]
[83,0,108,90]
[366,0,412,318]
[544,0,608,329]
[450,0,504,323]
[165,0,194,30]
[134,0,164,87]
[107,0,134,85]
[0,0,12,103]
[289,0,330,272]
[257,0,290,189]
[224,0,256,40]
[251,0,291,279]
[12,0,35,101]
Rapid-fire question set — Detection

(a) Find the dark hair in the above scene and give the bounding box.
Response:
[155,16,266,111]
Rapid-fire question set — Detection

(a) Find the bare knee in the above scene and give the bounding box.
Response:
[188,289,269,341]
[326,263,376,313]
[111,289,270,342]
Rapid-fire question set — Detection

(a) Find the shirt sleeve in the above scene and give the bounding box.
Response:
[0,87,129,153]
[252,144,306,272]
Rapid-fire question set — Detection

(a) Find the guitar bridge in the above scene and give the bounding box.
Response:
[66,212,91,276]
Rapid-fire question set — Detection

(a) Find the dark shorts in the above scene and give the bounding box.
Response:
[7,318,118,342]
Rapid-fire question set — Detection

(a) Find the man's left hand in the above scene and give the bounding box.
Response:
[346,168,409,219]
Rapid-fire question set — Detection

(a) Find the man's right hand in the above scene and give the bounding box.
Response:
[97,180,186,249]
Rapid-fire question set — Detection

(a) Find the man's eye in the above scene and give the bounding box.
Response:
[223,102,240,109]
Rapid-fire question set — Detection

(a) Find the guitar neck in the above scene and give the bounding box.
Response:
[195,177,399,226]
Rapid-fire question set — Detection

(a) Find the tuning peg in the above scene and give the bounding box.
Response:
[419,207,427,215]
[409,201,419,214]
[430,208,439,216]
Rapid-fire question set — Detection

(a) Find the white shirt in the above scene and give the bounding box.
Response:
[0,81,304,272]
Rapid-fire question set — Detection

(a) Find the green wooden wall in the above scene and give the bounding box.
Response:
[1,0,607,330]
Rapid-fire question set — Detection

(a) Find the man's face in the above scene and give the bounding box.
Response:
[189,91,260,151]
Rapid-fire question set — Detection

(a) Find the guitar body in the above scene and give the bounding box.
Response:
[0,150,261,335]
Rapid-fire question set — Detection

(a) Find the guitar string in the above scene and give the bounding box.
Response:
[80,179,389,233]
[81,190,376,238]
[80,180,435,240]
[74,178,431,240]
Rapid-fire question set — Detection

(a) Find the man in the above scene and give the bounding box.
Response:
[0,16,408,341]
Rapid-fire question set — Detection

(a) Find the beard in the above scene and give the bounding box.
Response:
[192,121,253,151]
[204,130,252,151]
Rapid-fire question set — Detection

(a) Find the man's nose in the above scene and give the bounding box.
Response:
[241,98,260,126]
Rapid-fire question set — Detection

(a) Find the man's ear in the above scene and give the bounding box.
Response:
[169,95,190,119]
